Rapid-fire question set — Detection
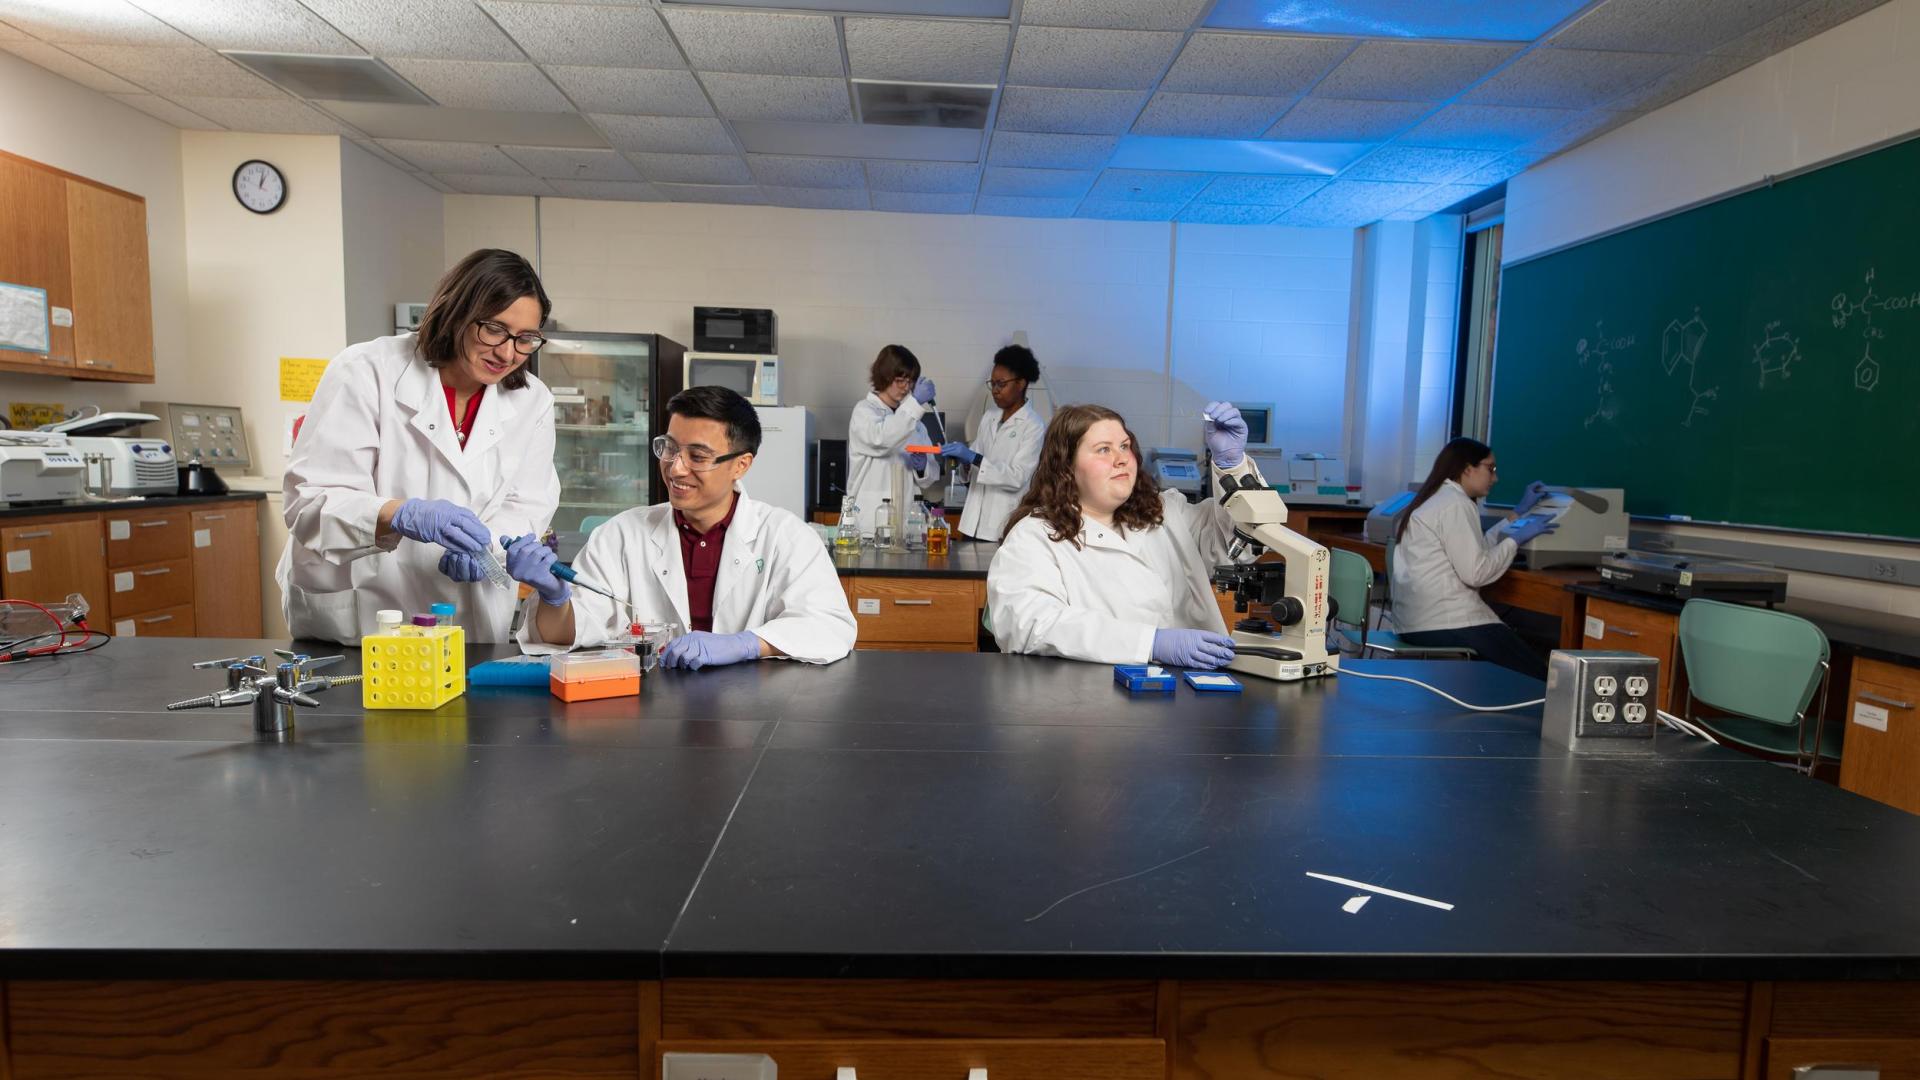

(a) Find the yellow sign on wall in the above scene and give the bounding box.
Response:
[278,357,330,403]
[8,402,66,429]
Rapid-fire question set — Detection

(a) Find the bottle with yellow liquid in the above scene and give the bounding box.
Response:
[926,506,950,556]
[834,495,862,554]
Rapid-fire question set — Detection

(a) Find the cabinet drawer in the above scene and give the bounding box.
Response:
[1765,1037,1920,1079]
[1583,598,1680,710]
[1,517,107,609]
[1840,660,1920,815]
[108,557,193,618]
[111,602,195,638]
[846,577,980,645]
[660,1038,1163,1080]
[103,508,191,567]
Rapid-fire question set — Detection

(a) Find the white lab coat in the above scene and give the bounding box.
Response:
[278,333,559,644]
[1389,479,1516,633]
[519,490,855,663]
[988,489,1243,665]
[846,391,940,536]
[957,401,1043,542]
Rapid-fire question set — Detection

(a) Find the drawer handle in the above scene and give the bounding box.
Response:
[1858,692,1914,711]
[82,358,116,369]
[1606,626,1640,638]
[1792,1066,1879,1079]
[136,519,172,528]
[139,614,173,625]
[136,567,172,577]
[892,599,934,606]
[200,514,225,521]
[15,529,52,540]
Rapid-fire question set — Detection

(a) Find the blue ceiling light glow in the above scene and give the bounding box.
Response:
[1205,0,1594,42]
[1109,136,1371,176]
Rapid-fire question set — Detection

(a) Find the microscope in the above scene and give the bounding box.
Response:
[1210,467,1338,683]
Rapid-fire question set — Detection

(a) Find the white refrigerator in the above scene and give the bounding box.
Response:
[740,406,812,521]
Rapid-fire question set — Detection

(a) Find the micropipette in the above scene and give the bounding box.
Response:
[500,535,636,616]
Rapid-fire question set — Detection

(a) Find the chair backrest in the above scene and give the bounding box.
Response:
[1327,547,1373,631]
[1678,599,1830,726]
[580,515,613,534]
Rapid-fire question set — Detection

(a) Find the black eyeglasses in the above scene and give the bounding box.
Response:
[652,435,747,471]
[474,319,546,355]
[987,378,1022,391]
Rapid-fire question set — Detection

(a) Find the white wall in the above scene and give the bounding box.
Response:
[1349,217,1465,503]
[1500,0,1920,615]
[341,140,444,346]
[443,195,537,281]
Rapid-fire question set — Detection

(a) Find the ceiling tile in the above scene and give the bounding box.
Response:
[1205,0,1591,40]
[1263,98,1429,142]
[1007,27,1181,91]
[1194,174,1324,207]
[1088,168,1209,201]
[61,44,278,97]
[125,0,361,54]
[545,66,711,116]
[110,92,222,128]
[1,41,144,92]
[866,160,980,193]
[1314,41,1519,102]
[1160,32,1352,97]
[173,96,363,134]
[1607,53,1758,113]
[765,186,870,210]
[1522,107,1635,153]
[1177,202,1281,225]
[986,131,1117,169]
[433,172,555,196]
[981,165,1095,197]
[386,59,571,112]
[975,194,1080,218]
[349,138,416,171]
[413,173,455,193]
[1076,197,1183,220]
[995,86,1144,133]
[1551,0,1807,53]
[701,73,851,123]
[1462,48,1681,109]
[1394,182,1484,215]
[482,2,684,69]
[1451,149,1545,187]
[1715,0,1888,57]
[547,179,664,201]
[626,152,752,184]
[1396,103,1578,150]
[1343,145,1498,182]
[1021,0,1211,31]
[0,0,189,45]
[377,139,530,175]
[871,190,974,213]
[591,114,737,154]
[1131,92,1292,138]
[844,17,1009,84]
[663,8,840,77]
[504,146,644,181]
[297,0,521,61]
[747,154,867,189]
[658,183,768,205]
[1277,179,1429,227]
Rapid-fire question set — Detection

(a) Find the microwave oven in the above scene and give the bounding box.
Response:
[684,352,779,405]
[693,306,777,354]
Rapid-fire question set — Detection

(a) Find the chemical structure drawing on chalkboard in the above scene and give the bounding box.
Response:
[1660,309,1717,427]
[1831,268,1914,393]
[1576,322,1635,428]
[1750,321,1802,389]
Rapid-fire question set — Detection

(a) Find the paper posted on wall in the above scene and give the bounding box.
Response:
[0,282,51,354]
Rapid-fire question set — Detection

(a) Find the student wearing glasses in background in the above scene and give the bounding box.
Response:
[279,248,560,643]
[508,386,855,670]
[939,344,1043,542]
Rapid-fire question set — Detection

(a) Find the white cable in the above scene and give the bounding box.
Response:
[1332,667,1545,713]
[1657,709,1720,744]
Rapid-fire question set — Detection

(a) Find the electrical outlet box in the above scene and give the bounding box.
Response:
[1543,649,1659,753]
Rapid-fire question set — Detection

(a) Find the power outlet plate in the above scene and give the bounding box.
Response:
[1542,649,1660,753]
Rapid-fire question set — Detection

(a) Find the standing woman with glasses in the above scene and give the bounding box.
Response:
[939,344,1043,542]
[846,344,942,539]
[279,248,560,643]
[1389,436,1557,677]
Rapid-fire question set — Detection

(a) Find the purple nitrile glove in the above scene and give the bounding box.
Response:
[660,630,762,671]
[503,533,570,606]
[1201,401,1248,468]
[1514,481,1551,515]
[905,451,930,471]
[940,440,979,465]
[1508,517,1560,546]
[911,376,937,404]
[437,551,487,583]
[1151,628,1236,670]
[391,498,491,554]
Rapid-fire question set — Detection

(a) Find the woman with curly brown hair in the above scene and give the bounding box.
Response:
[986,401,1258,669]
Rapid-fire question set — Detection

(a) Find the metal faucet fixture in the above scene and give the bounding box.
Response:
[167,650,362,735]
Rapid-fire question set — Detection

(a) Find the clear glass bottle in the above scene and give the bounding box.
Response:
[904,501,928,551]
[874,498,895,550]
[834,496,862,554]
[926,507,951,556]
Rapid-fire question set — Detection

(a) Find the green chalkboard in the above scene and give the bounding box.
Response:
[1489,133,1920,540]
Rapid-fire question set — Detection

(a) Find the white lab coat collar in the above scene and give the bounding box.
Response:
[643,488,767,630]
[1077,516,1138,558]
[395,354,519,484]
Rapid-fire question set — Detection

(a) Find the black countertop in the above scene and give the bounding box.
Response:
[1570,582,1920,669]
[0,490,266,520]
[4,641,1920,981]
[558,529,994,578]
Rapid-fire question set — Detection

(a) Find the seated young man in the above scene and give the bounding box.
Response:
[510,385,856,669]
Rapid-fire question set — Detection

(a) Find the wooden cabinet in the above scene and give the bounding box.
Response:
[1583,596,1683,712]
[844,576,983,651]
[0,152,76,372]
[1767,983,1920,1079]
[192,504,263,637]
[107,557,193,620]
[1839,656,1920,815]
[118,602,195,638]
[0,517,107,613]
[102,506,193,567]
[657,1038,1164,1079]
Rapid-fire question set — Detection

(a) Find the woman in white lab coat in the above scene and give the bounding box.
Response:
[1389,436,1556,678]
[939,344,1043,542]
[987,401,1256,668]
[279,249,559,643]
[512,386,854,667]
[845,344,941,538]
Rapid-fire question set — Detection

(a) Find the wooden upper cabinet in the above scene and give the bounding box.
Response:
[65,177,154,380]
[0,152,77,372]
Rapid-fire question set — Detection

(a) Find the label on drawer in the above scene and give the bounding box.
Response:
[1584,615,1604,640]
[5,549,28,574]
[661,1053,775,1080]
[115,618,135,637]
[109,519,130,540]
[857,597,880,615]
[51,306,73,328]
[113,570,133,592]
[1853,702,1890,732]
[194,528,211,548]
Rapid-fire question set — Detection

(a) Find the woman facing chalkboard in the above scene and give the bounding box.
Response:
[1389,438,1557,679]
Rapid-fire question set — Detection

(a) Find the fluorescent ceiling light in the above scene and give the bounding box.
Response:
[1110,136,1370,176]
[853,80,994,130]
[1204,0,1590,41]
[660,0,1010,15]
[223,53,432,106]
[732,120,982,161]
[316,102,609,147]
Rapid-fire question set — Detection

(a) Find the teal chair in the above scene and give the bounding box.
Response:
[1328,547,1474,660]
[1678,598,1837,773]
[579,515,613,534]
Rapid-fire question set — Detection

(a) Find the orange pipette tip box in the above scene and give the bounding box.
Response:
[905,444,940,453]
[549,649,641,702]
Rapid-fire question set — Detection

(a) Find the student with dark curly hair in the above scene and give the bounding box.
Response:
[940,343,1043,542]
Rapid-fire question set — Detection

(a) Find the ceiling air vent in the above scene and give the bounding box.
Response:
[854,80,994,130]
[223,52,434,106]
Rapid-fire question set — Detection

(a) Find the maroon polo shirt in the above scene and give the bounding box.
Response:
[674,494,738,633]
